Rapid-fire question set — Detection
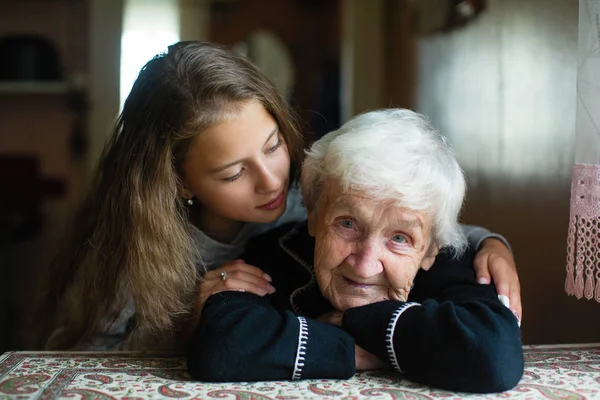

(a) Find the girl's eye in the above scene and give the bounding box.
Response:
[391,234,408,244]
[339,220,355,229]
[266,138,283,154]
[223,169,244,182]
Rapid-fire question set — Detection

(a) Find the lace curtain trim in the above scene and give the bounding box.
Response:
[566,163,600,302]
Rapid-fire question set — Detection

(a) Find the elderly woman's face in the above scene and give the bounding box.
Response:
[308,183,438,311]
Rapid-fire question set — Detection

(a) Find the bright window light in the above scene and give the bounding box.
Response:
[120,0,180,109]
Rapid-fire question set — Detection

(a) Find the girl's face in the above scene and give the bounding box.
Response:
[181,100,291,230]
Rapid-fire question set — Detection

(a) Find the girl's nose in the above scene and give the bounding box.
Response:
[256,163,280,194]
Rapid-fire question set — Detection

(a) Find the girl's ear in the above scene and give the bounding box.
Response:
[179,188,193,199]
[177,179,193,199]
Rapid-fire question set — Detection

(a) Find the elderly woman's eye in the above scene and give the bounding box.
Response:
[391,234,408,243]
[339,220,355,229]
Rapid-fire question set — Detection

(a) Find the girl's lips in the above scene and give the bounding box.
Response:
[258,191,285,210]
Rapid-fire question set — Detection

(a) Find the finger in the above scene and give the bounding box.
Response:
[488,255,511,293]
[488,256,522,325]
[317,311,343,326]
[206,263,272,282]
[493,274,510,299]
[497,295,510,309]
[208,259,259,274]
[215,277,276,297]
[473,253,491,284]
[201,269,274,294]
[225,269,275,290]
[509,283,522,326]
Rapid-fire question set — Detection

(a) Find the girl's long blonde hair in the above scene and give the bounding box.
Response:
[38,41,304,350]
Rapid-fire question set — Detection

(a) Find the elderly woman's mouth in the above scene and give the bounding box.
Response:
[342,277,374,289]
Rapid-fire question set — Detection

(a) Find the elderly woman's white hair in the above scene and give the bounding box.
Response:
[301,108,467,254]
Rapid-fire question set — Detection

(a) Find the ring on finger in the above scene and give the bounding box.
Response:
[221,271,228,281]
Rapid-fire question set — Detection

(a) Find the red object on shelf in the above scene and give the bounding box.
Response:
[0,154,67,242]
[0,155,66,206]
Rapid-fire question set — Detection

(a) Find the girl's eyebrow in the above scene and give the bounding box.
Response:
[262,127,279,147]
[210,159,243,174]
[209,127,278,173]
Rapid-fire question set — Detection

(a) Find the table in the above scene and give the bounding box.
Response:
[1,344,599,399]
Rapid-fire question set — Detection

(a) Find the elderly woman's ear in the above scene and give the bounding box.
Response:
[420,244,440,271]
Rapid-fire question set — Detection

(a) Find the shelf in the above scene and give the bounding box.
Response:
[0,81,83,95]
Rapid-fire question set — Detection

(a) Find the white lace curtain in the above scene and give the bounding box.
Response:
[566,0,600,302]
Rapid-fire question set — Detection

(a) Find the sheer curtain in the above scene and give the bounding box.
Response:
[566,0,600,302]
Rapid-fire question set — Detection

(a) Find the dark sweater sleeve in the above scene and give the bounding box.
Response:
[187,291,355,382]
[342,251,524,393]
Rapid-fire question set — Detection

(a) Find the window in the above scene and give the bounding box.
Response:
[120,0,180,108]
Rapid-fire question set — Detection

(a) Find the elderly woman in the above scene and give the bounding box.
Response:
[187,109,524,393]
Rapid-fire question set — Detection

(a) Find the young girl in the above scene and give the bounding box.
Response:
[38,41,519,351]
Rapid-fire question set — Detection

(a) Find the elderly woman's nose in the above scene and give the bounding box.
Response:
[346,242,384,278]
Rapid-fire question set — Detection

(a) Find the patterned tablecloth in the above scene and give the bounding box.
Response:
[0,344,599,399]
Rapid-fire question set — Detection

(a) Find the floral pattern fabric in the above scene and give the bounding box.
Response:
[1,344,599,399]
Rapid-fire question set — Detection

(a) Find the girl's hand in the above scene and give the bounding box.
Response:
[474,239,522,325]
[189,259,275,325]
[197,259,275,312]
[181,259,275,345]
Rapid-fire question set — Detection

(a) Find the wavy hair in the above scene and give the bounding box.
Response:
[37,41,304,350]
[301,108,467,255]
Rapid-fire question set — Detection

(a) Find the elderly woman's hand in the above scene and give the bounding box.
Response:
[355,345,386,371]
[316,310,344,327]
[474,238,522,324]
[317,311,386,371]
